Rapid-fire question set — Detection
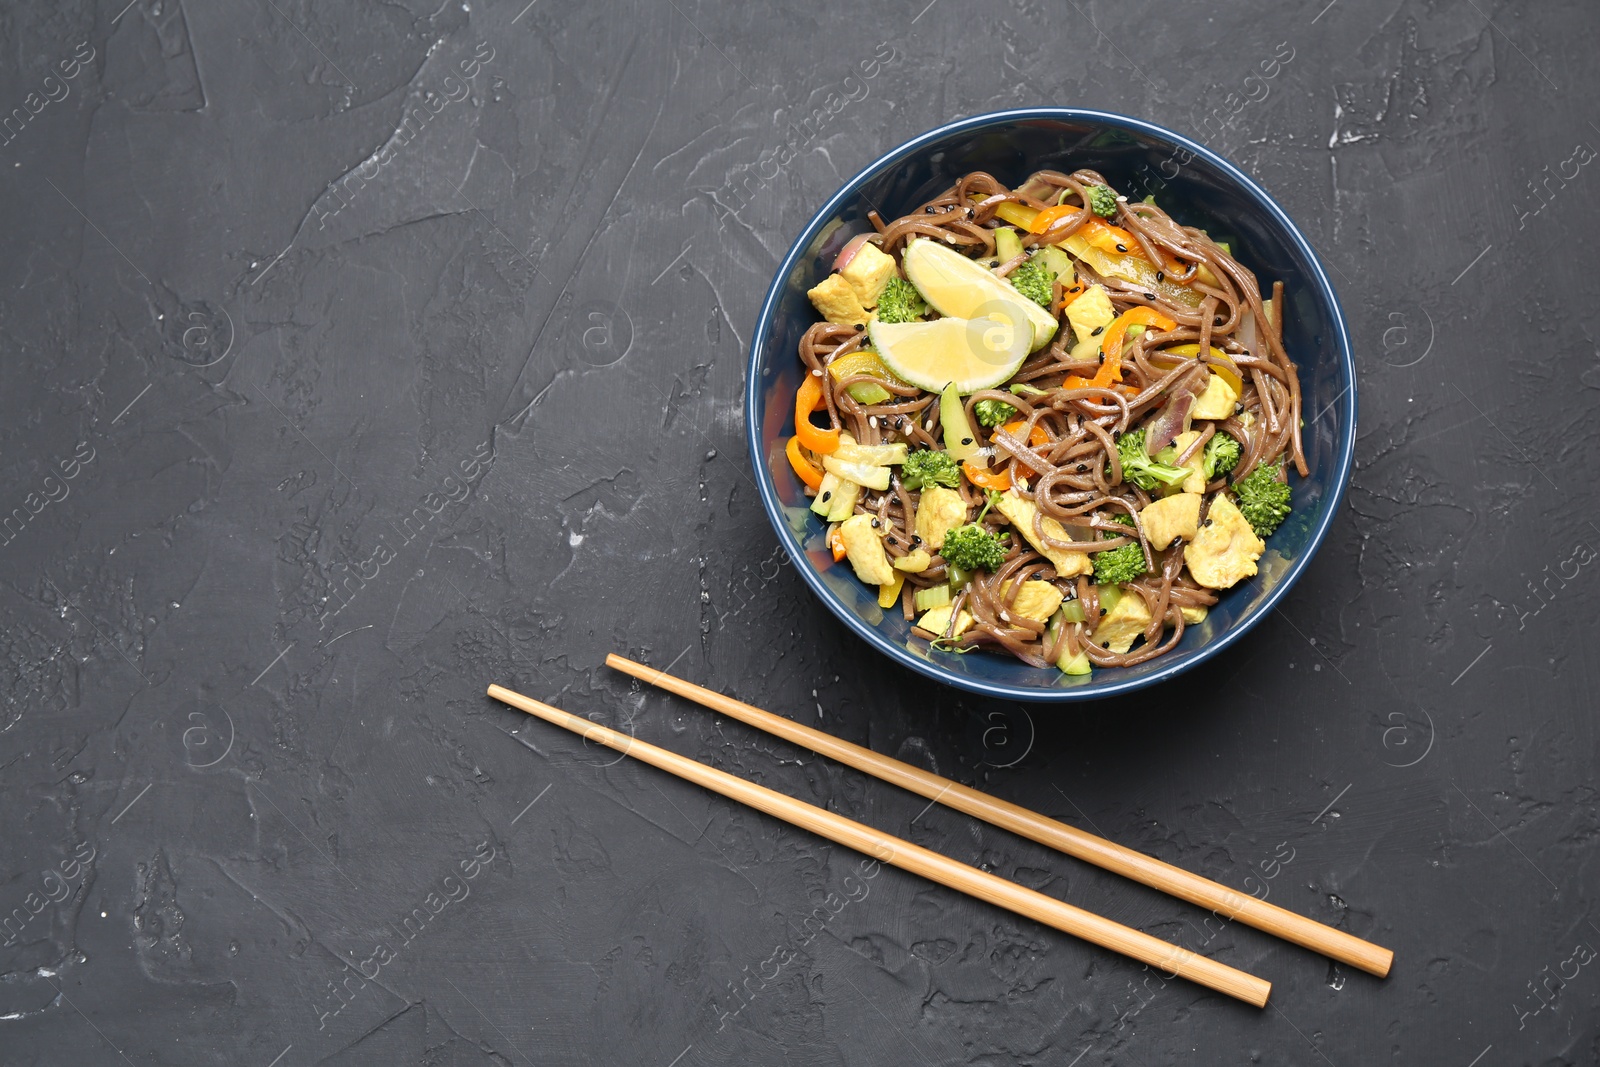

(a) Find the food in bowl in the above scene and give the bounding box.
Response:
[785,168,1304,677]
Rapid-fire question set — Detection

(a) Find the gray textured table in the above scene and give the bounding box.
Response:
[2,1,1596,1064]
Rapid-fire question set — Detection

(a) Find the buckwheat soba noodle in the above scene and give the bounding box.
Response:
[786,169,1304,676]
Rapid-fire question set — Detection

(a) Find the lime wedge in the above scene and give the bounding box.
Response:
[868,315,1030,394]
[902,238,1058,352]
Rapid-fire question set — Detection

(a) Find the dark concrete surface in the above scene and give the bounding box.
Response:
[1,0,1596,1063]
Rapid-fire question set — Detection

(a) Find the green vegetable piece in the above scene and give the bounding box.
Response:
[1009,382,1048,398]
[1097,583,1124,614]
[994,226,1023,263]
[1009,260,1055,308]
[1233,460,1292,538]
[1115,428,1191,491]
[1203,434,1241,480]
[825,479,860,523]
[1091,516,1147,585]
[875,276,927,324]
[1046,609,1093,676]
[947,564,973,592]
[913,584,952,612]
[1087,184,1118,219]
[1059,599,1087,624]
[940,524,1007,571]
[940,382,980,461]
[1033,245,1072,280]
[973,398,1017,427]
[1058,648,1092,676]
[901,448,961,490]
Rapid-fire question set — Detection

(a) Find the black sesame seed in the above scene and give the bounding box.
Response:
[1090,326,1104,337]
[1031,572,1043,580]
[1144,293,1157,301]
[1100,608,1108,615]
[854,323,865,331]
[821,491,832,502]
[887,536,897,545]
[966,209,975,219]
[1156,271,1165,282]
[1203,518,1213,527]
[1115,243,1127,252]
[871,518,881,528]
[912,535,923,545]
[962,437,973,445]
[1234,403,1244,414]
[1076,463,1088,472]
[925,205,938,213]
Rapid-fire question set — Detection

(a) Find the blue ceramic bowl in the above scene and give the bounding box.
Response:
[744,109,1355,702]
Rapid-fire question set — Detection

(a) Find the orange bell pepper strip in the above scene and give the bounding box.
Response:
[785,435,825,490]
[1078,218,1184,275]
[1101,306,1176,362]
[827,525,847,561]
[1063,307,1178,393]
[794,374,840,455]
[1078,217,1141,255]
[1027,203,1081,234]
[1055,282,1088,311]
[961,459,1012,491]
[1000,420,1051,448]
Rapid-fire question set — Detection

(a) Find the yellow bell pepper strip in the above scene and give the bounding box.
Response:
[1162,343,1245,395]
[962,459,1012,492]
[827,524,847,562]
[993,201,1039,230]
[828,349,910,406]
[794,374,840,455]
[786,435,825,490]
[1000,420,1051,448]
[1062,234,1203,310]
[1063,307,1177,392]
[877,572,905,609]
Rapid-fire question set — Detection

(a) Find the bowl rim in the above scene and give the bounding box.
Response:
[743,107,1357,702]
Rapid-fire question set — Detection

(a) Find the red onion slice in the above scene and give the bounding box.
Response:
[833,233,874,272]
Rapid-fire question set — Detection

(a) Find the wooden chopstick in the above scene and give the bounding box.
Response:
[605,653,1394,979]
[488,682,1272,1007]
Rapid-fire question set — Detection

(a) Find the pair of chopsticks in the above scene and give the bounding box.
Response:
[489,656,1393,1008]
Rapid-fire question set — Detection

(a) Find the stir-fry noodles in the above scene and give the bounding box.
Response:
[786,169,1304,676]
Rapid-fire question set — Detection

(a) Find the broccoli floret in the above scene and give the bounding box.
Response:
[1092,513,1148,585]
[940,524,1007,571]
[1009,260,1055,307]
[875,276,926,324]
[901,448,960,490]
[1203,434,1241,480]
[1087,184,1118,219]
[1233,461,1292,538]
[1115,428,1191,491]
[973,399,1018,427]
